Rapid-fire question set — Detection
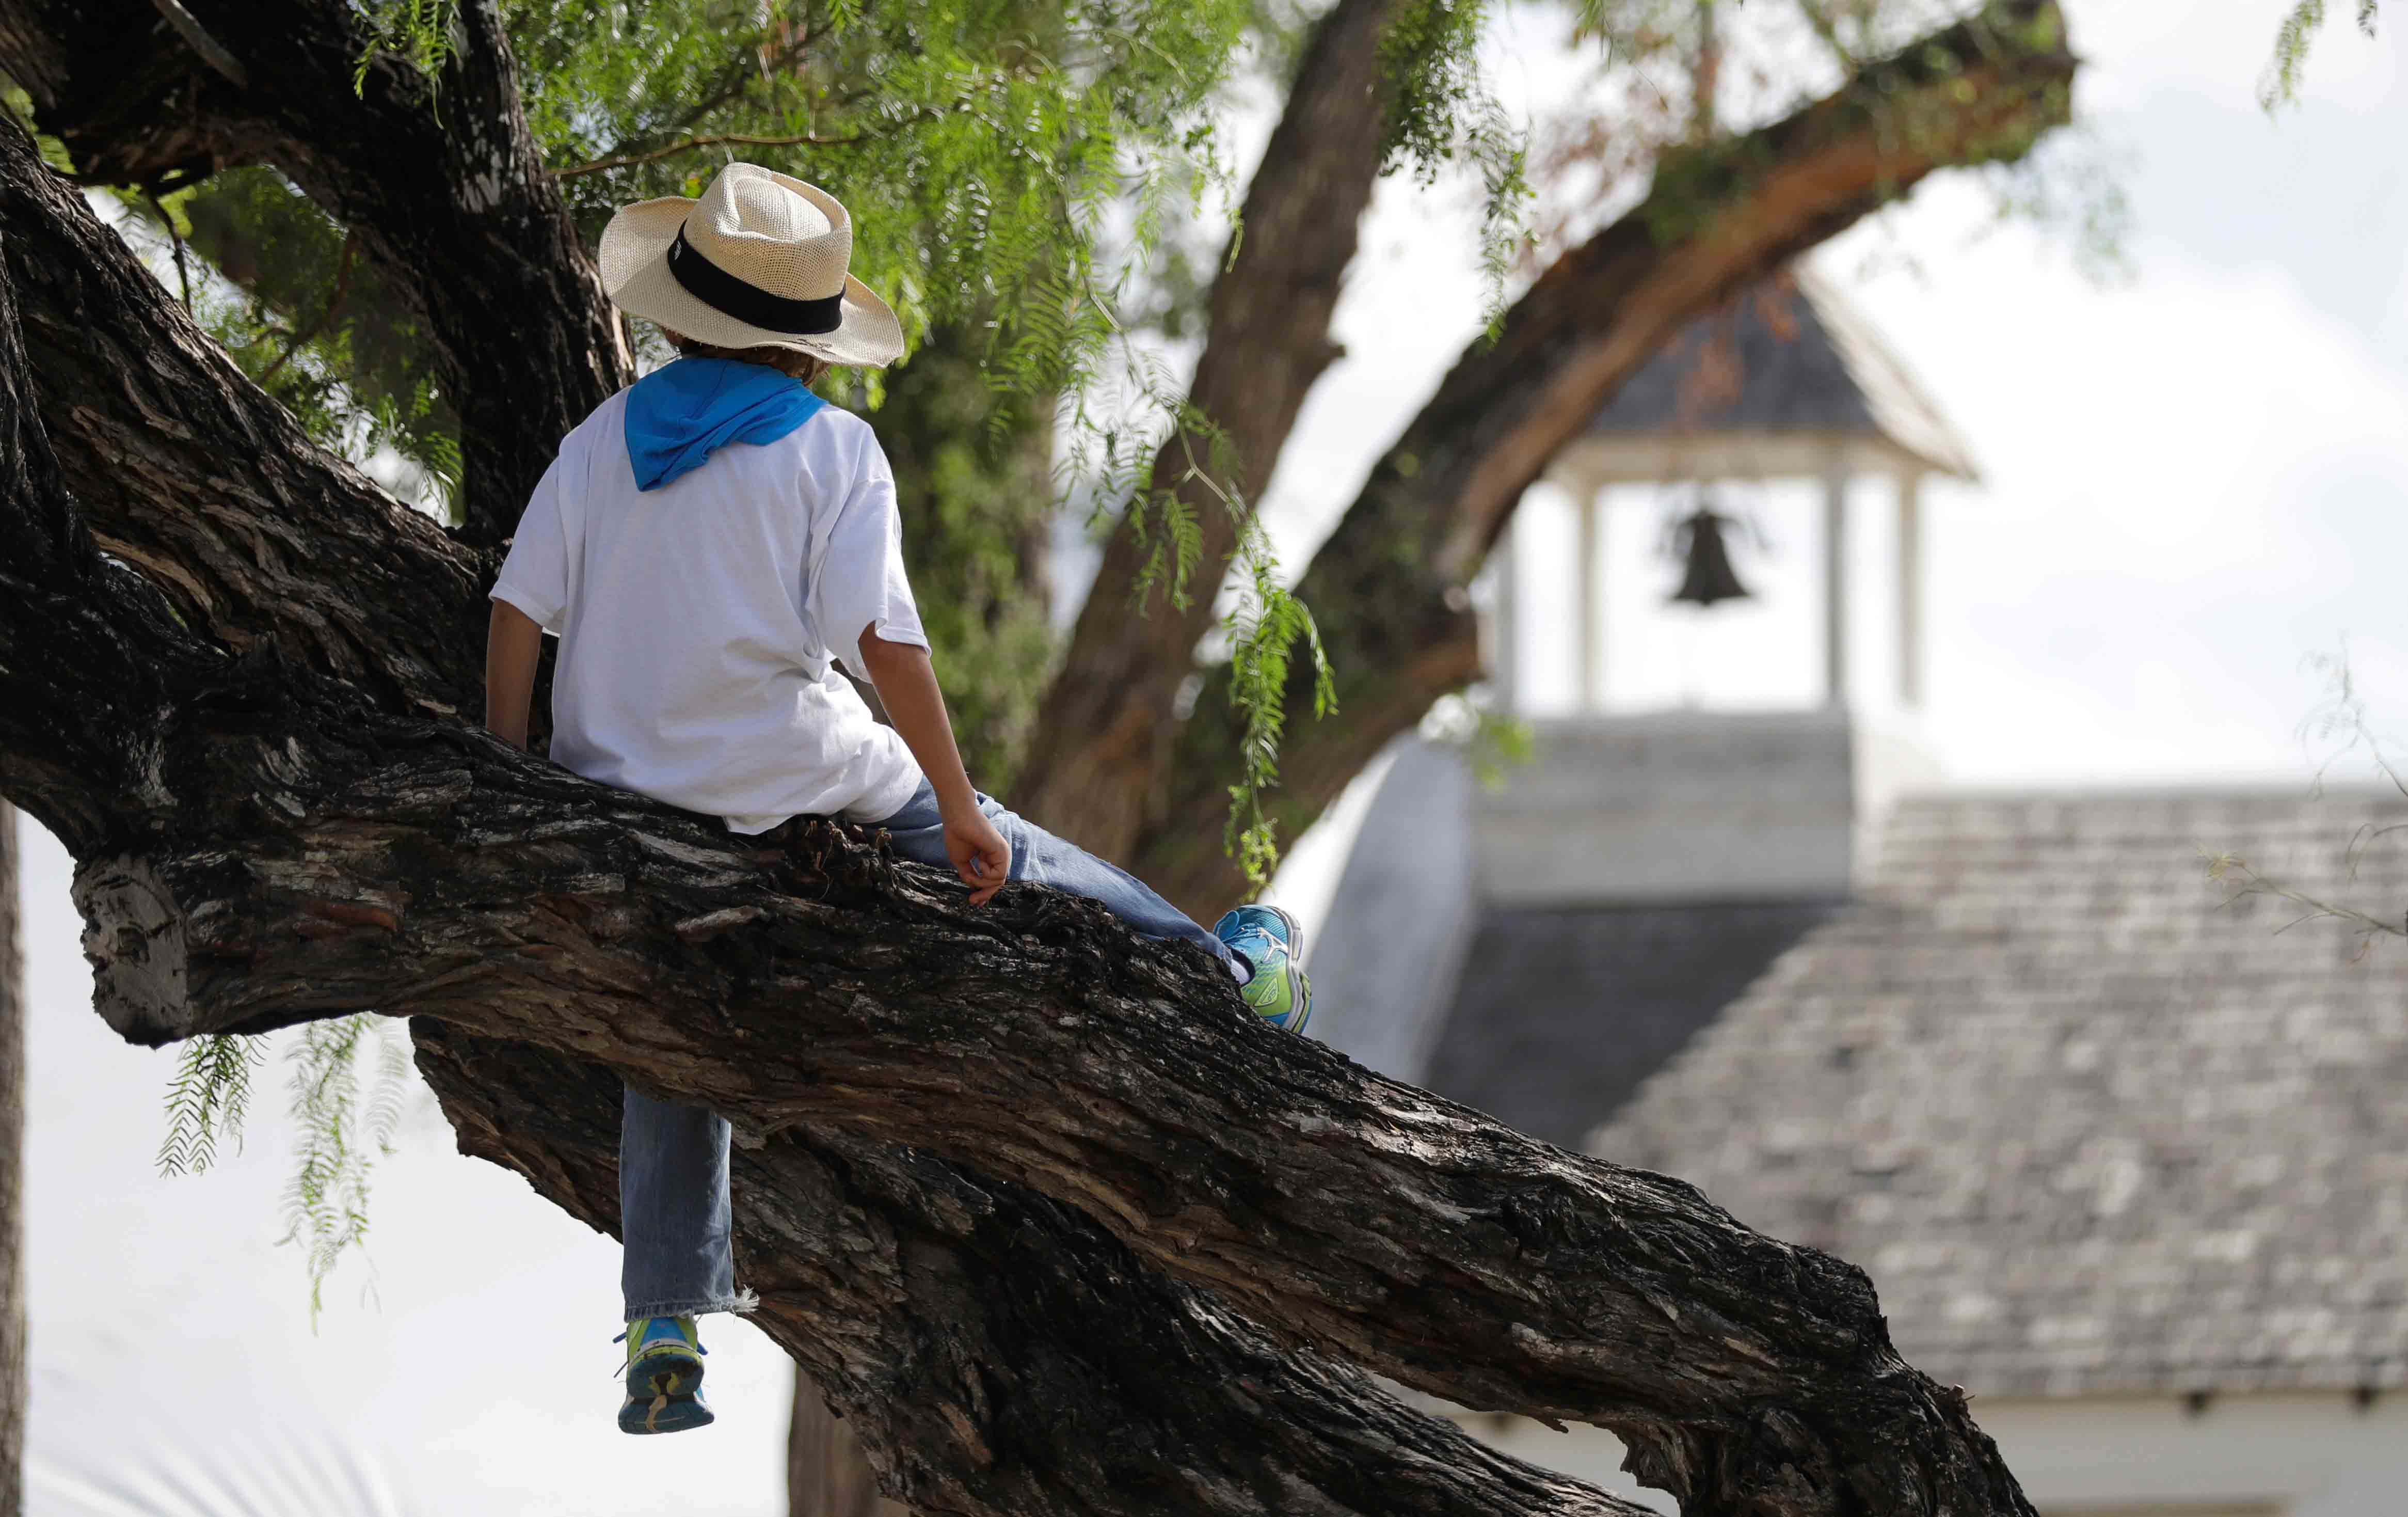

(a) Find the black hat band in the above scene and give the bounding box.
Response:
[666,225,845,336]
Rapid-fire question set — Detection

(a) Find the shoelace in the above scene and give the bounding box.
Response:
[1225,927,1278,966]
[609,1325,708,1373]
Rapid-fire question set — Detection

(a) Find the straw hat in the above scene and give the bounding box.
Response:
[599,164,904,367]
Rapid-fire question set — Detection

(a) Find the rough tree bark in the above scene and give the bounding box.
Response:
[419,1025,1646,1517]
[0,0,623,543]
[0,151,485,723]
[791,1369,911,1517]
[0,804,25,1517]
[0,1,2069,1510]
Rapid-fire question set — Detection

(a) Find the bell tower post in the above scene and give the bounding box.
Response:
[1823,465,1848,709]
[1577,485,1606,711]
[1897,469,1924,709]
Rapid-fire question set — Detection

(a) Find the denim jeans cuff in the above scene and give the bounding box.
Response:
[624,1287,758,1320]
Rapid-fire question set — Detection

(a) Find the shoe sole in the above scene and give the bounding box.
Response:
[1279,960,1312,1036]
[620,1352,712,1435]
[619,1392,714,1434]
[1257,905,1310,1035]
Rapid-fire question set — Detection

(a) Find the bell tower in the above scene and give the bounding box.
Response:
[1471,262,1973,906]
[1305,260,1980,1118]
[1489,262,1974,722]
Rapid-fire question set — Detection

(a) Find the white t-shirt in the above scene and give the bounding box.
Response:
[490,388,928,832]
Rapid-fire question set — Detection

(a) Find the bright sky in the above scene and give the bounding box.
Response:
[14,2,2407,1511]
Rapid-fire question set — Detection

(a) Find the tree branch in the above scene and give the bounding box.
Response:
[1006,0,1403,856]
[556,130,867,179]
[34,681,2031,1513]
[143,0,246,87]
[145,190,193,308]
[553,28,859,179]
[0,0,625,544]
[1130,0,2080,915]
[0,136,484,721]
[417,1022,1651,1517]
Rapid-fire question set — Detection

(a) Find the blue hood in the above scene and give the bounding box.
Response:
[624,356,827,491]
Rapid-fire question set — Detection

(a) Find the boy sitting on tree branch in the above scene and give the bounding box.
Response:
[482,163,1314,1435]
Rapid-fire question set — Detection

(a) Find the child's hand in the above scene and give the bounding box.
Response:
[944,809,1012,906]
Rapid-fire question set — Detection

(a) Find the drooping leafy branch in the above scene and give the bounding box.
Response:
[157,1031,267,1177]
[279,1014,412,1318]
[2261,0,2383,110]
[155,1012,414,1313]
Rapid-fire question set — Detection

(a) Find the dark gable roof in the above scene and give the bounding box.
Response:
[1587,791,2408,1398]
[1581,266,1978,481]
[1588,279,1872,437]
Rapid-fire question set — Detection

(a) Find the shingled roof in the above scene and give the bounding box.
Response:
[1421,899,1847,1150]
[1586,791,2408,1399]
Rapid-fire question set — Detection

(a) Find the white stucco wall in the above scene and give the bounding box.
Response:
[1458,1392,2408,1516]
[1470,709,1855,906]
[1301,737,1476,1085]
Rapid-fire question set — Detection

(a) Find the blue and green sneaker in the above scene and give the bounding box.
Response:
[1214,904,1312,1034]
[617,1316,713,1435]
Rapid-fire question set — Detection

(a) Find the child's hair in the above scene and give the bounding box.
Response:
[661,328,832,386]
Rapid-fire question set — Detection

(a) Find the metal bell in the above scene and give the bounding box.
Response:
[1669,507,1750,606]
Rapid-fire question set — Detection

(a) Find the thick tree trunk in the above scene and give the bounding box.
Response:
[0,124,485,724]
[1127,0,2078,916]
[0,804,25,1517]
[790,1369,911,1517]
[1009,0,1402,855]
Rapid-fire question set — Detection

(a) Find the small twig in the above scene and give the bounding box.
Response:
[147,0,249,88]
[261,230,357,382]
[147,193,194,312]
[557,130,865,179]
[1791,0,1865,72]
[2202,846,2405,952]
[1088,24,1190,84]
[559,96,972,180]
[685,29,814,132]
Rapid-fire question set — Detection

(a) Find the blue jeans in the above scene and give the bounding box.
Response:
[619,781,1243,1318]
